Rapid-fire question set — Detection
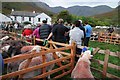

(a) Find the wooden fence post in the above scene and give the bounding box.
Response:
[71,42,76,71]
[98,33,101,42]
[102,49,110,78]
[33,36,36,45]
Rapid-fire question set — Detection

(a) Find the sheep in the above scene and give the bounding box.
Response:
[1,40,26,58]
[6,45,61,79]
[6,45,41,73]
[0,36,15,41]
[0,36,9,41]
[71,50,95,80]
[18,53,54,79]
[18,45,63,79]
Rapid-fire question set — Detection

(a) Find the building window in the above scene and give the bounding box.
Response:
[22,17,24,21]
[14,16,17,21]
[29,17,31,21]
[46,18,48,21]
[38,18,40,22]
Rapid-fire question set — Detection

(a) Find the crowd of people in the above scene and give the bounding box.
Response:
[21,18,92,58]
[1,19,92,57]
[0,22,21,32]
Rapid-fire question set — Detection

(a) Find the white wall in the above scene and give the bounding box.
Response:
[16,16,22,23]
[34,13,51,25]
[10,13,51,25]
[10,16,15,21]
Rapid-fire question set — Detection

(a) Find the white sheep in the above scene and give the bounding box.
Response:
[18,53,54,79]
[71,50,95,80]
[18,46,64,79]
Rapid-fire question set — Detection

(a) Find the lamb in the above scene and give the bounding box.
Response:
[71,50,95,80]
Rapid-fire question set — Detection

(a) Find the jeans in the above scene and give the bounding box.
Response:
[84,37,90,47]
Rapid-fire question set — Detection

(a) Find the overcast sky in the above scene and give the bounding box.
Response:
[38,0,120,8]
[1,0,120,8]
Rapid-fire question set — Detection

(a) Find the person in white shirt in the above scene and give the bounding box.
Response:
[69,20,84,61]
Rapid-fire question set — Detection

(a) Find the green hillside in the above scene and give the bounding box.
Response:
[2,2,53,16]
[93,6,119,26]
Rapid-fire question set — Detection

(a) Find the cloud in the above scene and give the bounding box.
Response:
[1,0,119,8]
[39,0,119,8]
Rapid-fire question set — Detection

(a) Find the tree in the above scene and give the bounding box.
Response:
[57,10,72,23]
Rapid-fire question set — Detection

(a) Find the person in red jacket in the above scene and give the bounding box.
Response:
[22,24,33,42]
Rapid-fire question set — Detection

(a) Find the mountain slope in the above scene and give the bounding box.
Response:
[2,2,53,16]
[33,2,114,16]
[92,6,119,26]
[2,2,114,17]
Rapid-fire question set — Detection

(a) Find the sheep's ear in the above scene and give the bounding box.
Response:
[90,55,93,59]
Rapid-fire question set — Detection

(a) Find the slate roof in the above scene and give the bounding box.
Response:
[11,11,40,17]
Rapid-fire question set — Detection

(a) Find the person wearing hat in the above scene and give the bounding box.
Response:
[22,24,33,42]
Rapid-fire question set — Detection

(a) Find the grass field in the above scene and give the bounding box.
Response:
[89,41,119,78]
[56,41,120,79]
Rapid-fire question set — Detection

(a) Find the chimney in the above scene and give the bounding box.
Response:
[12,9,14,12]
[33,11,35,13]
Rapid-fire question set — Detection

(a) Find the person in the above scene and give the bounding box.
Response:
[14,22,19,32]
[47,18,69,44]
[0,22,5,30]
[22,24,33,42]
[32,24,41,45]
[0,53,4,76]
[39,20,51,45]
[78,20,86,46]
[69,20,84,61]
[32,24,41,38]
[107,27,114,33]
[64,22,71,43]
[51,21,58,41]
[5,22,9,31]
[84,21,92,47]
[9,23,14,32]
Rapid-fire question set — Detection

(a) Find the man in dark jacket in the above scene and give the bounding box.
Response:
[39,20,51,39]
[47,19,69,43]
[39,20,51,45]
[78,20,86,46]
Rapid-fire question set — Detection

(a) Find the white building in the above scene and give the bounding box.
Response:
[10,11,52,25]
[0,13,12,22]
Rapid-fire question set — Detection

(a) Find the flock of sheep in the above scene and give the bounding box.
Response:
[0,30,95,80]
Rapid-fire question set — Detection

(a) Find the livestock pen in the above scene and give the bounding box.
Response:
[0,31,120,79]
[98,33,120,45]
[1,36,76,79]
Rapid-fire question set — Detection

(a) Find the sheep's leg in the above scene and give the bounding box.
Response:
[47,69,51,79]
[47,64,55,79]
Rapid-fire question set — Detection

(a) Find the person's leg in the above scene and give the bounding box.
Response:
[84,37,90,47]
[84,37,88,46]
[75,47,82,62]
[0,53,4,76]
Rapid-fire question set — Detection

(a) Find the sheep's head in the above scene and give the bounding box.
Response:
[81,50,93,60]
[78,50,93,64]
[1,45,10,52]
[30,45,41,53]
[0,36,9,41]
